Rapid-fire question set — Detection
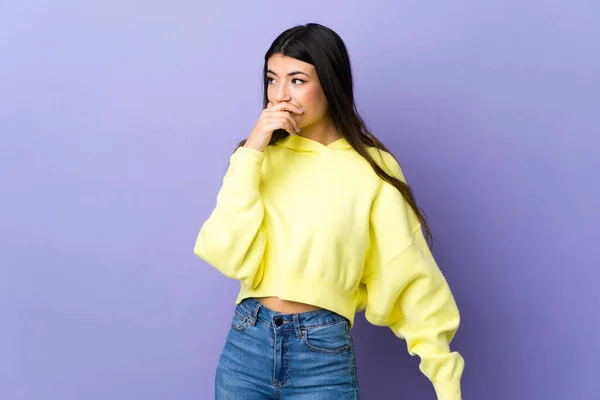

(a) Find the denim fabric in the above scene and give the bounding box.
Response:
[215,297,360,399]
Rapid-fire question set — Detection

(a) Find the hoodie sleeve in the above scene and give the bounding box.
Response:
[193,146,266,289]
[362,150,464,400]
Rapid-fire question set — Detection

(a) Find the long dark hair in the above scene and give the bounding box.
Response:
[235,23,433,248]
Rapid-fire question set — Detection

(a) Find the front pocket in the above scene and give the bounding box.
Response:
[301,320,351,354]
[231,309,249,332]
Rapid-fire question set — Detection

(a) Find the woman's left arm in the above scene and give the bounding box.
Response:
[363,152,465,400]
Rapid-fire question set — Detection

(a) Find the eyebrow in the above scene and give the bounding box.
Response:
[266,69,311,78]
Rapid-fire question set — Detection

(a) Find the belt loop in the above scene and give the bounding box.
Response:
[293,314,302,338]
[250,300,262,326]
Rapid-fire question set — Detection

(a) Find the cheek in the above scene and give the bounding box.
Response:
[299,88,328,115]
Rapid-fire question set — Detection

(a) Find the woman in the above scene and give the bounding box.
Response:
[194,23,464,400]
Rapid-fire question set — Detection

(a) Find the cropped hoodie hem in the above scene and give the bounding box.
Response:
[235,269,362,329]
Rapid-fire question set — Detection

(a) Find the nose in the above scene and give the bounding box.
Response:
[274,82,291,103]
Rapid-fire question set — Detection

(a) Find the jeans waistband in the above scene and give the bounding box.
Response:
[237,297,349,331]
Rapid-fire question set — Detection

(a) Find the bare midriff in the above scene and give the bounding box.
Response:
[255,297,322,313]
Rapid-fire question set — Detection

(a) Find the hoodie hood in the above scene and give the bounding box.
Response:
[276,134,353,153]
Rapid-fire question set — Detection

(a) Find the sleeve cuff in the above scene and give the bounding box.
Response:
[432,380,462,400]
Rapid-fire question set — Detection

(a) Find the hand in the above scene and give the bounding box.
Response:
[244,101,304,152]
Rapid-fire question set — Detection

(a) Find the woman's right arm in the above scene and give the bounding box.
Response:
[193,101,303,288]
[194,146,268,289]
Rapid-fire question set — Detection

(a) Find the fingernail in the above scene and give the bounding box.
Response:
[297,128,301,132]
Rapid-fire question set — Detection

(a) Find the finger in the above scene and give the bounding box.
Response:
[272,101,304,115]
[265,120,294,136]
[288,120,297,135]
[264,113,300,133]
[274,121,295,136]
[285,113,300,133]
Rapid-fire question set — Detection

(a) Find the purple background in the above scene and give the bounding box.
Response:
[1,1,598,399]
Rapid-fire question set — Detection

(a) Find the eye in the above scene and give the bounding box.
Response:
[292,78,306,85]
[267,77,276,84]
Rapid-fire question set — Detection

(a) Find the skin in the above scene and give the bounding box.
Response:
[246,54,343,313]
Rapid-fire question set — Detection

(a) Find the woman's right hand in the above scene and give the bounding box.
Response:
[244,101,304,152]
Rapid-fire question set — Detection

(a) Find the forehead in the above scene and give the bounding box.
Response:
[267,54,315,74]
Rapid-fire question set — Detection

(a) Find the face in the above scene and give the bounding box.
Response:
[266,54,330,130]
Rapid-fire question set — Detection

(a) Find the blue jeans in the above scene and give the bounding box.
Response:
[215,297,360,399]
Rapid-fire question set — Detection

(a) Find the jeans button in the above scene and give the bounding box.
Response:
[274,317,283,326]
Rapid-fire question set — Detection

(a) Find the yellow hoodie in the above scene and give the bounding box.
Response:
[194,134,464,399]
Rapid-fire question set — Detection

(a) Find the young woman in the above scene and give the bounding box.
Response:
[194,23,464,400]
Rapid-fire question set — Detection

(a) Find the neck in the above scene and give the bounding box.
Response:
[298,116,343,146]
